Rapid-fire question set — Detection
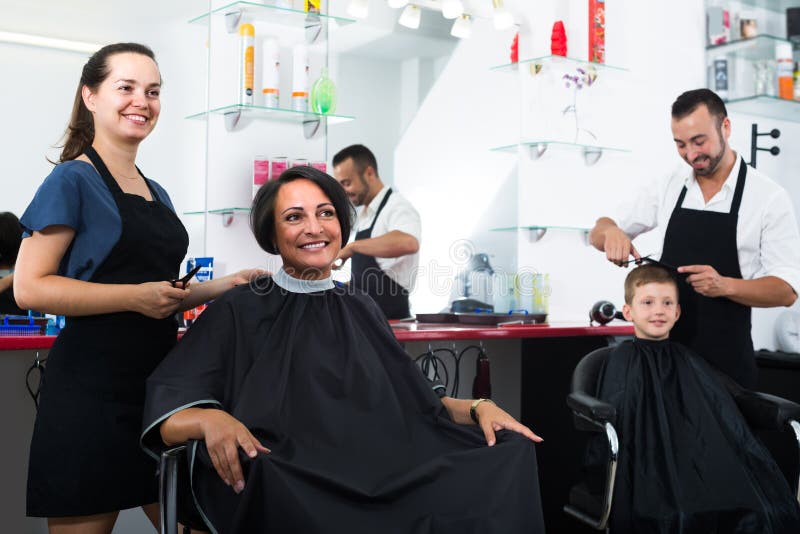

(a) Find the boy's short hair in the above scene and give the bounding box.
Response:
[624,264,678,304]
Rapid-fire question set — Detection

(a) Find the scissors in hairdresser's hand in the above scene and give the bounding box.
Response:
[171,264,202,288]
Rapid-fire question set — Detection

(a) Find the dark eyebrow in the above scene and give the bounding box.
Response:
[674,134,706,144]
[114,78,161,88]
[281,202,334,215]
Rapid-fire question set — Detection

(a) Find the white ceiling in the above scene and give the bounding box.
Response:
[0,0,462,61]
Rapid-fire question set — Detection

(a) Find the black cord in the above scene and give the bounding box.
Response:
[415,346,488,398]
[26,352,47,411]
[415,348,456,393]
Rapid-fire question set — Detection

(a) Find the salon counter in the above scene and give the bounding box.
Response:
[390,321,633,341]
[0,322,634,350]
[0,336,55,351]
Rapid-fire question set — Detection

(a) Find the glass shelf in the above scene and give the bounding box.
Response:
[490,225,590,243]
[706,34,793,60]
[735,0,799,11]
[491,225,590,232]
[184,207,251,227]
[183,208,251,215]
[491,55,629,74]
[188,1,355,28]
[186,104,355,125]
[725,95,800,122]
[492,140,631,154]
[491,141,630,164]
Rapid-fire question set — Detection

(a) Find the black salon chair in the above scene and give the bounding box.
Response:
[159,442,208,534]
[563,346,800,531]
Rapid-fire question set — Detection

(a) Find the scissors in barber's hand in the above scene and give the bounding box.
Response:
[620,255,680,274]
[171,264,202,288]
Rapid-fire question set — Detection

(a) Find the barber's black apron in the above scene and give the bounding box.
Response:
[27,147,188,517]
[351,189,410,320]
[660,157,756,388]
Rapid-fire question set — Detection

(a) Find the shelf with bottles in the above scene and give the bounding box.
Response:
[706,34,795,60]
[491,140,630,165]
[733,0,800,13]
[490,225,590,244]
[725,94,800,121]
[491,54,628,76]
[188,1,355,35]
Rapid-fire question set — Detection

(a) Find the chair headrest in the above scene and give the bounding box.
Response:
[571,346,613,394]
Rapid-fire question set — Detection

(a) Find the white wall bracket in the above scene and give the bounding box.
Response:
[220,211,234,227]
[224,110,242,131]
[224,10,243,33]
[526,228,547,243]
[303,117,321,139]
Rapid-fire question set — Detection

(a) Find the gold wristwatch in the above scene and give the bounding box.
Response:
[470,398,495,423]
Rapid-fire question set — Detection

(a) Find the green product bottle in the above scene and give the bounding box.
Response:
[310,67,336,114]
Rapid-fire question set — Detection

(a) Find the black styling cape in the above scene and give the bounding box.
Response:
[141,277,544,534]
[586,338,800,533]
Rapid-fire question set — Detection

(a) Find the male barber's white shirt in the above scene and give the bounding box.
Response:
[355,186,421,292]
[614,155,800,294]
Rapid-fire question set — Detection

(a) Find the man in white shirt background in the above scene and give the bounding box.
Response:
[589,89,800,388]
[333,144,421,319]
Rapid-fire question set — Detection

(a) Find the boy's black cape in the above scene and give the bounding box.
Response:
[586,338,800,533]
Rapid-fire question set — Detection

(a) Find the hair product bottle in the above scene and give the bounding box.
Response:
[713,56,729,100]
[239,24,255,105]
[310,66,336,114]
[292,44,309,112]
[261,37,280,108]
[776,42,794,100]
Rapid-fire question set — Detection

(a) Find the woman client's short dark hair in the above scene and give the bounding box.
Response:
[251,165,354,255]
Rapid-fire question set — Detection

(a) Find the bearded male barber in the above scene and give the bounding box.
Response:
[333,144,421,319]
[590,89,800,388]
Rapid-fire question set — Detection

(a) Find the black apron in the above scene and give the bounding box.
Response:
[660,157,756,388]
[351,189,410,320]
[27,147,188,517]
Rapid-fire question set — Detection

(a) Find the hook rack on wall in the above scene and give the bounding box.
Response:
[749,123,780,168]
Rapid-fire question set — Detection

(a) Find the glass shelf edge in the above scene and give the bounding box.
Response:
[705,34,792,53]
[183,208,251,215]
[722,94,800,122]
[491,141,632,153]
[188,1,355,26]
[734,0,800,11]
[491,55,629,73]
[490,226,590,232]
[185,104,355,124]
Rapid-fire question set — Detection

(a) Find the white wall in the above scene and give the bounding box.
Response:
[392,0,800,349]
[2,0,798,332]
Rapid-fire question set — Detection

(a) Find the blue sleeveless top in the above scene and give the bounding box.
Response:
[20,160,176,281]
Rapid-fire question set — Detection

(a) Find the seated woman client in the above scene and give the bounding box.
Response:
[141,166,546,533]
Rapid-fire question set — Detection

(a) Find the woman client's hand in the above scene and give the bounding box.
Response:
[474,401,544,447]
[201,409,271,494]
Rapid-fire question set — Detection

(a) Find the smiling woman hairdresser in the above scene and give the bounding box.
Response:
[14,43,258,533]
[141,166,546,533]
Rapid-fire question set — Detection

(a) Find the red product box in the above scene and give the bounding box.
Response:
[589,0,605,64]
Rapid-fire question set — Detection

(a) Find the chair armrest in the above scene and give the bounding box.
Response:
[734,391,800,432]
[567,391,616,427]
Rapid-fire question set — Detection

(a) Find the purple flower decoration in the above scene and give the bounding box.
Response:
[563,66,598,89]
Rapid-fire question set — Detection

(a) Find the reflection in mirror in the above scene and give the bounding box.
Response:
[327,2,458,178]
